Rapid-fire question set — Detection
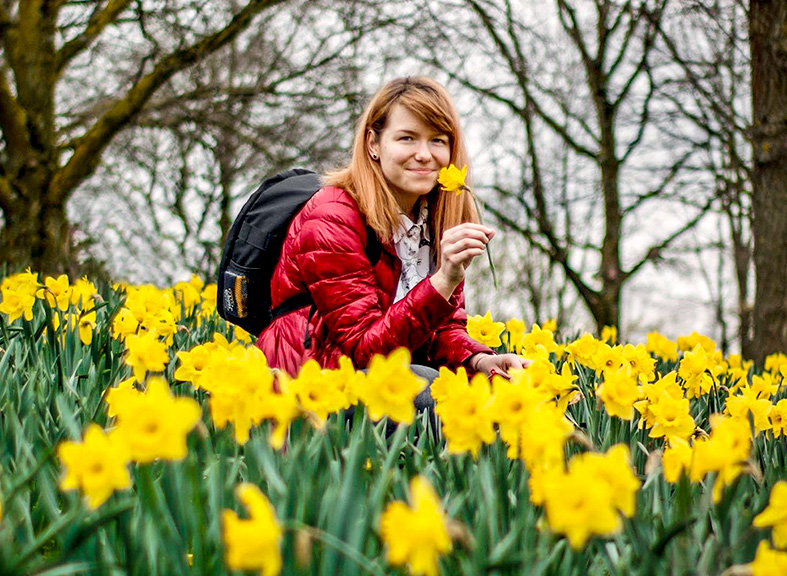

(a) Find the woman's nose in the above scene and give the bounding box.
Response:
[413,140,431,161]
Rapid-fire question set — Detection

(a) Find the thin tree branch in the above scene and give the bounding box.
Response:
[622,195,715,281]
[56,0,134,74]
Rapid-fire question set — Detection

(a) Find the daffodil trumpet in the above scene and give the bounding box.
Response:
[438,164,498,288]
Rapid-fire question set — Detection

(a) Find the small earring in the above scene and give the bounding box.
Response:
[371,152,378,160]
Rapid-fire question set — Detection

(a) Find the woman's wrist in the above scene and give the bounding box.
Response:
[429,269,457,301]
[467,352,494,372]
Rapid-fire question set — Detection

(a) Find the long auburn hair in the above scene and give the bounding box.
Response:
[324,77,478,259]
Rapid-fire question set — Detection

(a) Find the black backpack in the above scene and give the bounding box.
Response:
[217,168,380,336]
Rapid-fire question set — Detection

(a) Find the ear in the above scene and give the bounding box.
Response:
[366,130,379,161]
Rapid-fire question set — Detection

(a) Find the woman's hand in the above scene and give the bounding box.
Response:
[430,223,494,300]
[468,353,531,379]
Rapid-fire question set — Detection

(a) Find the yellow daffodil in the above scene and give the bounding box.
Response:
[764,352,787,379]
[518,357,555,391]
[437,164,468,195]
[541,318,558,333]
[565,333,601,368]
[58,424,131,509]
[648,394,695,440]
[678,344,720,398]
[600,325,617,344]
[334,355,362,407]
[544,362,580,411]
[662,437,692,483]
[541,444,639,549]
[521,323,558,357]
[430,366,470,404]
[258,373,302,449]
[437,164,498,286]
[174,344,213,388]
[677,331,716,353]
[140,308,177,346]
[753,481,787,549]
[357,348,427,425]
[112,377,201,463]
[526,460,562,506]
[200,284,218,319]
[124,330,170,382]
[112,307,139,341]
[749,540,787,576]
[289,359,354,427]
[770,399,787,438]
[574,445,640,518]
[591,343,625,376]
[222,483,282,576]
[174,275,203,313]
[751,372,779,399]
[124,284,176,323]
[78,310,96,345]
[490,364,562,458]
[37,274,72,311]
[724,385,773,435]
[690,415,752,503]
[104,376,142,418]
[70,277,96,310]
[200,344,277,444]
[598,368,640,420]
[467,311,505,348]
[1,268,39,293]
[490,375,546,450]
[504,318,526,354]
[436,373,495,457]
[542,462,620,549]
[518,403,574,468]
[0,269,39,322]
[622,343,656,383]
[380,476,452,576]
[233,325,256,344]
[634,371,684,430]
[646,332,678,362]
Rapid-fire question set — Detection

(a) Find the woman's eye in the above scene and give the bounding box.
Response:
[433,138,448,145]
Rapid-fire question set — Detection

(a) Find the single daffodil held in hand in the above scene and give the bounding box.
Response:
[437,163,499,287]
[438,164,469,195]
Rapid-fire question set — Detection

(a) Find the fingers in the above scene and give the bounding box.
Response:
[439,224,494,268]
[441,223,494,244]
[433,224,496,291]
[486,354,530,380]
[501,354,527,371]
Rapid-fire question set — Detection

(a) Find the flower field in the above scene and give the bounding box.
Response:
[1,270,787,576]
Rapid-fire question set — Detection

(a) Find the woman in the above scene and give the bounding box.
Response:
[256,76,525,380]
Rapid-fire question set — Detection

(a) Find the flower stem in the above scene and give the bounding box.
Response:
[467,189,499,289]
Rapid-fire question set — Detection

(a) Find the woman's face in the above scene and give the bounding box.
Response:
[368,104,451,217]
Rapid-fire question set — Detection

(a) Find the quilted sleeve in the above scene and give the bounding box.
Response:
[293,199,459,368]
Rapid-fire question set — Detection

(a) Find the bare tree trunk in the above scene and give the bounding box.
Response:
[0,191,71,273]
[750,0,787,362]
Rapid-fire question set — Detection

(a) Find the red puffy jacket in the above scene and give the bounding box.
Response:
[255,186,492,376]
